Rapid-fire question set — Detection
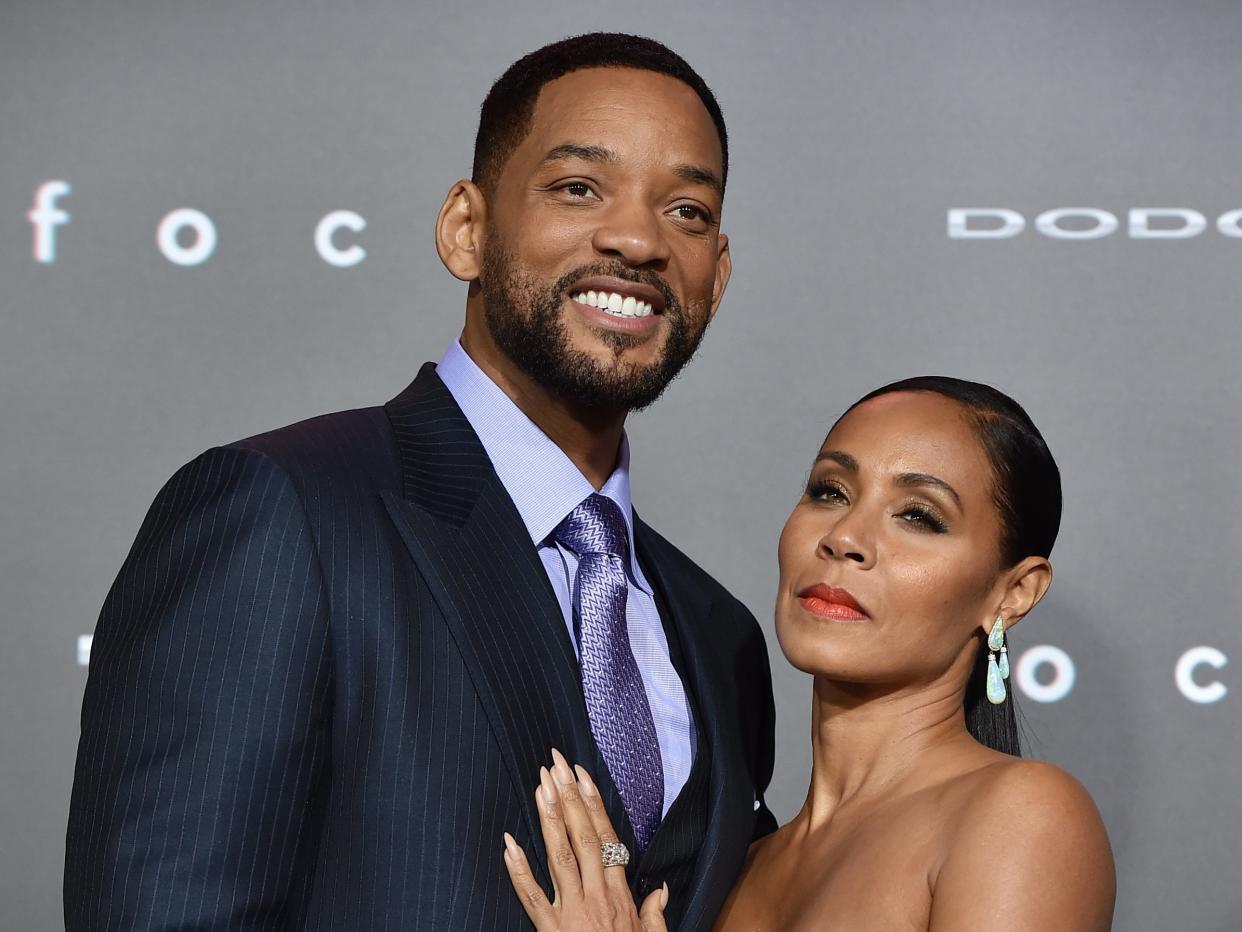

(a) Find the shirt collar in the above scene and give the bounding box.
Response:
[436,339,649,588]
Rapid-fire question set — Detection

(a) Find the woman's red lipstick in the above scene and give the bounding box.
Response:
[797,583,869,621]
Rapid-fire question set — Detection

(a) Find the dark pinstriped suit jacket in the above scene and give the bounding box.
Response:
[66,363,777,930]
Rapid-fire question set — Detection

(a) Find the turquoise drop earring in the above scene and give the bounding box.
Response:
[986,615,1010,705]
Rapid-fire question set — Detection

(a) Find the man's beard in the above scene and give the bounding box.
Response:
[478,240,711,413]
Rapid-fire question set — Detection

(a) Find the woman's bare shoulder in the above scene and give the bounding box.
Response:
[964,757,1107,835]
[738,817,790,873]
[930,757,1116,931]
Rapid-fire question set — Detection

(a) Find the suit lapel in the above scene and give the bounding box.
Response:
[381,366,738,898]
[635,517,754,928]
[381,365,602,873]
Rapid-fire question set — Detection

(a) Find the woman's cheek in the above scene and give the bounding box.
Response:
[883,554,958,627]
[776,509,814,577]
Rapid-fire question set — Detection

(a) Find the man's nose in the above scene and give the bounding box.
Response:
[590,199,671,269]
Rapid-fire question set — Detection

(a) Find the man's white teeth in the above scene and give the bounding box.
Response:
[574,291,654,318]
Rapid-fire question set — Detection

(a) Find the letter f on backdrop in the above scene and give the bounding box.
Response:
[29,180,72,263]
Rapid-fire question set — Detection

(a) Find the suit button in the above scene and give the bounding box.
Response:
[637,875,657,896]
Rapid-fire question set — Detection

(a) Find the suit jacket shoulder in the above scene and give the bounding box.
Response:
[225,404,401,498]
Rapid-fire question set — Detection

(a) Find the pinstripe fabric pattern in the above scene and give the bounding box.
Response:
[66,363,777,930]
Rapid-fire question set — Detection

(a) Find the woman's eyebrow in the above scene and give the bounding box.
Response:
[814,450,858,472]
[815,451,964,512]
[895,472,963,511]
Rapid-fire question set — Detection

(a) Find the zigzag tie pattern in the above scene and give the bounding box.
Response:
[553,493,664,850]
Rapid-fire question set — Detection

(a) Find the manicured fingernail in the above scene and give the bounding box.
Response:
[550,748,574,785]
[660,882,669,909]
[574,764,598,796]
[503,831,520,858]
[540,766,559,804]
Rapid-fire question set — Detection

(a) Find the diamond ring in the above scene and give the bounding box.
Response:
[600,841,630,868]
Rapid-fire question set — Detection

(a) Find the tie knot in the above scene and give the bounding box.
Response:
[553,493,629,559]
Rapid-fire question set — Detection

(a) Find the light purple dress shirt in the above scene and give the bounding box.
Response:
[436,339,694,816]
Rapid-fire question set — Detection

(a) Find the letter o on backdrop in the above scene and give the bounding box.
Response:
[1035,208,1119,240]
[1175,646,1228,704]
[1015,645,1076,703]
[157,208,217,266]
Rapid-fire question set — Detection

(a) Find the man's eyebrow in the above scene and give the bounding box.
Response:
[540,146,722,195]
[895,472,963,511]
[814,450,858,472]
[674,163,723,195]
[540,143,619,166]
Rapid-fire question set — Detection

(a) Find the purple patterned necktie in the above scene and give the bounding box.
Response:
[553,493,664,850]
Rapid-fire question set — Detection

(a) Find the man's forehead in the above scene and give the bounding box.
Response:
[536,65,704,107]
[524,67,721,160]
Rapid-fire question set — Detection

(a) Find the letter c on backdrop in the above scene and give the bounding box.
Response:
[315,210,367,267]
[1175,646,1227,704]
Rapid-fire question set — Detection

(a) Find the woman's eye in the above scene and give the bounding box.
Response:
[806,478,847,503]
[898,506,947,533]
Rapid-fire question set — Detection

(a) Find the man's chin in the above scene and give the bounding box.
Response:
[565,337,667,374]
[478,278,697,413]
[552,313,704,411]
[536,346,679,413]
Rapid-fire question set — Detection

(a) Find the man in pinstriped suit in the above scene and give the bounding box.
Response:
[67,33,777,930]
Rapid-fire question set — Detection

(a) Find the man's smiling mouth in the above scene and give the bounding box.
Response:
[572,290,656,319]
[566,275,667,321]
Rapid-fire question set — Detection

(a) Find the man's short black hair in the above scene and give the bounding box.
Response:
[472,33,728,194]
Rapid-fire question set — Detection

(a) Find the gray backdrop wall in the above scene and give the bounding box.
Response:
[3,1,1239,929]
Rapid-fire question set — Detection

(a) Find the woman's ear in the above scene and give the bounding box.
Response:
[995,556,1053,631]
[435,180,488,282]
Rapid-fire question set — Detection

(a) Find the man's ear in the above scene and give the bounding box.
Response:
[994,556,1053,632]
[436,180,488,282]
[708,234,732,318]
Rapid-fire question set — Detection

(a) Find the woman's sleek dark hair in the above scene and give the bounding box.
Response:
[844,376,1063,756]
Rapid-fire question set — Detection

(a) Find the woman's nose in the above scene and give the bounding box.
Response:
[817,514,875,568]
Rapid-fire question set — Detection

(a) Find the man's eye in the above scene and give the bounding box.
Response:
[561,182,592,197]
[673,204,710,223]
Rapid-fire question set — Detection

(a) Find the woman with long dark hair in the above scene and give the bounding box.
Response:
[503,378,1116,931]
